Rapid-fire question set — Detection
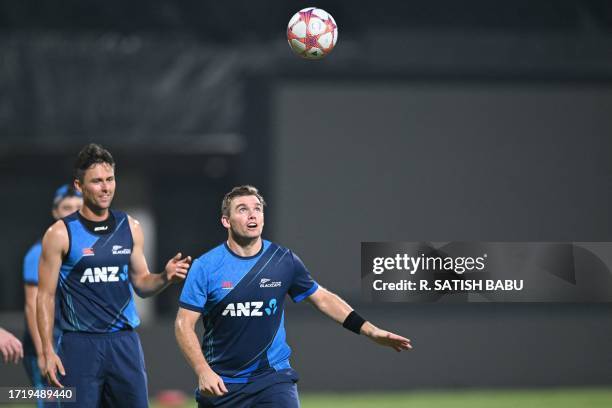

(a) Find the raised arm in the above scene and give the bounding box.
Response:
[306,286,412,352]
[128,216,191,298]
[37,220,68,386]
[175,308,227,397]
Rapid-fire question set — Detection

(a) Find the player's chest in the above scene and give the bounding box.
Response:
[208,258,293,305]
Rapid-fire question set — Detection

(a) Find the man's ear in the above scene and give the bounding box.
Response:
[221,215,231,229]
[74,178,82,193]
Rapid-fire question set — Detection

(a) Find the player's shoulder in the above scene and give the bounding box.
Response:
[193,242,228,269]
[264,240,291,253]
[111,209,128,219]
[41,219,69,249]
[109,209,129,226]
[45,219,68,237]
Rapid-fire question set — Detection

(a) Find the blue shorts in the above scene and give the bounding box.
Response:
[197,379,300,408]
[57,330,148,408]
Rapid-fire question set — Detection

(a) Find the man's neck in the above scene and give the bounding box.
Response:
[227,236,262,258]
[80,204,109,222]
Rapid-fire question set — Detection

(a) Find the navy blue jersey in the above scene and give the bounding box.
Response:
[179,241,318,384]
[58,210,139,333]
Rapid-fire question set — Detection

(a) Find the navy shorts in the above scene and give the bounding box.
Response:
[57,330,148,408]
[197,380,300,408]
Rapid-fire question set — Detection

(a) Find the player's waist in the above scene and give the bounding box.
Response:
[61,326,135,338]
[221,367,296,384]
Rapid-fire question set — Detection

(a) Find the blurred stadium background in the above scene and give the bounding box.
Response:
[1,0,612,406]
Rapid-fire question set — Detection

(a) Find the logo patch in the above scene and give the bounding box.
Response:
[260,278,282,288]
[80,266,124,283]
[112,245,132,255]
[264,298,278,315]
[82,247,95,257]
[221,299,278,317]
[222,281,233,290]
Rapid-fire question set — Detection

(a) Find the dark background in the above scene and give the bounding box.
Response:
[1,0,612,395]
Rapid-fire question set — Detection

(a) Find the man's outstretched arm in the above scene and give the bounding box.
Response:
[305,286,412,352]
[175,308,228,397]
[128,216,191,298]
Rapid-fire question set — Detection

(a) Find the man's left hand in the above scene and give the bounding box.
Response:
[366,327,412,352]
[164,253,192,284]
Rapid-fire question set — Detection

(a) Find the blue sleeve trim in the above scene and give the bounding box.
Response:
[23,280,38,285]
[179,301,204,313]
[292,282,319,303]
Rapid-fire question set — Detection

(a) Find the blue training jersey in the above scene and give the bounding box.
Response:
[179,240,319,384]
[23,241,43,285]
[58,210,140,333]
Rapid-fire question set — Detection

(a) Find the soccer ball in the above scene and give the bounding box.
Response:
[287,7,338,59]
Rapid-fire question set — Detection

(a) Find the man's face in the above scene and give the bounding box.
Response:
[222,195,264,240]
[75,163,115,211]
[52,196,83,220]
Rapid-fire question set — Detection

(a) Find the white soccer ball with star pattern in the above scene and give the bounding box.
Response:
[287,7,338,59]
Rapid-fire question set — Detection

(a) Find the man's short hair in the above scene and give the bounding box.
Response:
[74,143,115,181]
[221,185,266,216]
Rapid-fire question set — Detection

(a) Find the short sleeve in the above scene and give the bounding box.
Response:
[288,252,319,303]
[23,243,42,285]
[179,258,208,313]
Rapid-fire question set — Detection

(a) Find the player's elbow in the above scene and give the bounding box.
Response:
[174,314,190,340]
[309,287,333,311]
[36,290,52,307]
[175,310,197,337]
[130,277,151,298]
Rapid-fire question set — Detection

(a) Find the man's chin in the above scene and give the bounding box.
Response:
[232,231,262,245]
[89,201,112,212]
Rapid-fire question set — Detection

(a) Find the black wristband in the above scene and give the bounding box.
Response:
[342,310,366,335]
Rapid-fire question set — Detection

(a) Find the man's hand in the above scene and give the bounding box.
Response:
[44,351,66,388]
[164,253,192,284]
[0,328,23,364]
[198,368,228,397]
[363,324,412,352]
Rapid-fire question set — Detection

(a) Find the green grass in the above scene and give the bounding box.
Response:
[3,388,611,407]
[299,388,612,408]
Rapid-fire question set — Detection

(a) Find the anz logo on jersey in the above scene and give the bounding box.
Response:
[80,265,129,283]
[222,298,278,317]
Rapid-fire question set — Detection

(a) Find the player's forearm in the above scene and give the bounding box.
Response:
[308,288,383,339]
[174,319,213,376]
[312,288,354,324]
[132,273,170,298]
[36,292,56,354]
[25,297,43,356]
